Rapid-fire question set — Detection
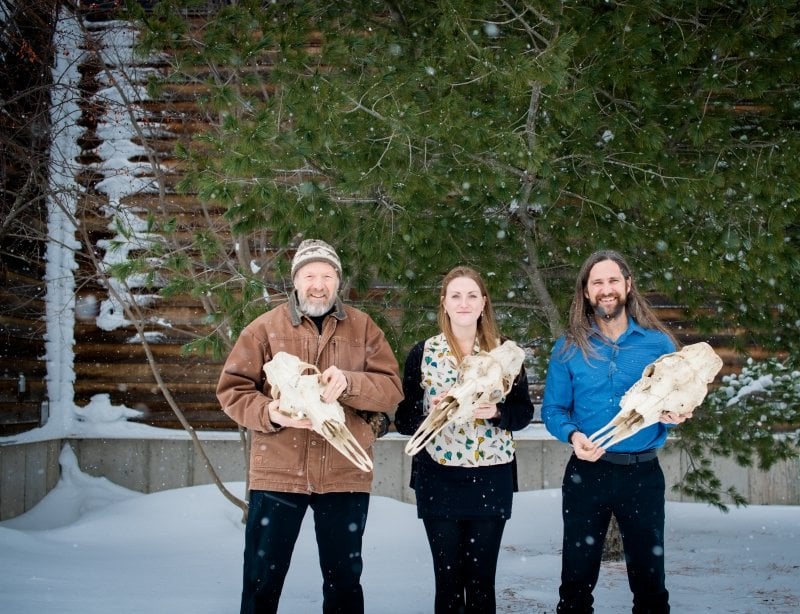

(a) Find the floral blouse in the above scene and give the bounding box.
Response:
[421,334,517,466]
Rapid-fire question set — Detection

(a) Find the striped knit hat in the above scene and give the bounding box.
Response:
[291,239,342,279]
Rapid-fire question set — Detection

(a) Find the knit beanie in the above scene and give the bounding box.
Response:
[290,239,342,280]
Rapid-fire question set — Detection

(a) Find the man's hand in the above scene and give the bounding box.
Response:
[571,431,605,462]
[267,399,312,430]
[319,366,348,403]
[660,410,693,425]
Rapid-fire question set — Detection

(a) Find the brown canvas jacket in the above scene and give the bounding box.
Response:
[216,293,403,494]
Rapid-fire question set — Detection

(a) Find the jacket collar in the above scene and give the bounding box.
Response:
[288,290,347,326]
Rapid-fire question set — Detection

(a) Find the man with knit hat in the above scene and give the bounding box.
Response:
[217,238,403,614]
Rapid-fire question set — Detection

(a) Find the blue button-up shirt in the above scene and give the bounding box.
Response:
[542,317,676,453]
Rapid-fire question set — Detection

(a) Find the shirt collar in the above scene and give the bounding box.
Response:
[591,315,645,344]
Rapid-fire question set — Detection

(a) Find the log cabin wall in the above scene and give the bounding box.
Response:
[0,3,769,437]
[0,254,48,435]
[0,0,56,435]
[69,7,231,431]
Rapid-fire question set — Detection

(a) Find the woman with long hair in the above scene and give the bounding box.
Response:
[394,266,535,614]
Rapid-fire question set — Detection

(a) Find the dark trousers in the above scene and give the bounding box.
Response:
[422,517,507,614]
[240,490,369,614]
[557,455,669,614]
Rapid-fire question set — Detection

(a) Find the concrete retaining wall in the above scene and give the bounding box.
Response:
[1,431,798,521]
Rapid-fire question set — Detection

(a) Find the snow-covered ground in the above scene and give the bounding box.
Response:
[0,445,797,613]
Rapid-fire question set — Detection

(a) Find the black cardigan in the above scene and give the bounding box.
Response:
[393,340,536,519]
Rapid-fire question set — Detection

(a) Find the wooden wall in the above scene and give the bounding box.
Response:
[0,0,55,435]
[0,254,48,435]
[69,11,228,430]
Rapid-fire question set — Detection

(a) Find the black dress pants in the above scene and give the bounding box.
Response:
[557,455,669,614]
[422,516,507,614]
[240,490,369,614]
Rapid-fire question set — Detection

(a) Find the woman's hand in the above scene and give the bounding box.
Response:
[431,392,447,406]
[473,402,499,420]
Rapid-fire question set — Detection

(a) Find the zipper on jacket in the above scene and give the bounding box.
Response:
[315,315,336,366]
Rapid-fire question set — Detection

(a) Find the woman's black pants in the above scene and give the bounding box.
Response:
[422,516,507,614]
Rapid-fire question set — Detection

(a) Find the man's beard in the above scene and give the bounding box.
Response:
[298,292,336,317]
[592,294,626,320]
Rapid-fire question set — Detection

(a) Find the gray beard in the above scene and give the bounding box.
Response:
[299,295,336,317]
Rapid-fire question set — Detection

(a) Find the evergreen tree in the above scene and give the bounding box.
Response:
[124,0,800,504]
[131,0,799,353]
